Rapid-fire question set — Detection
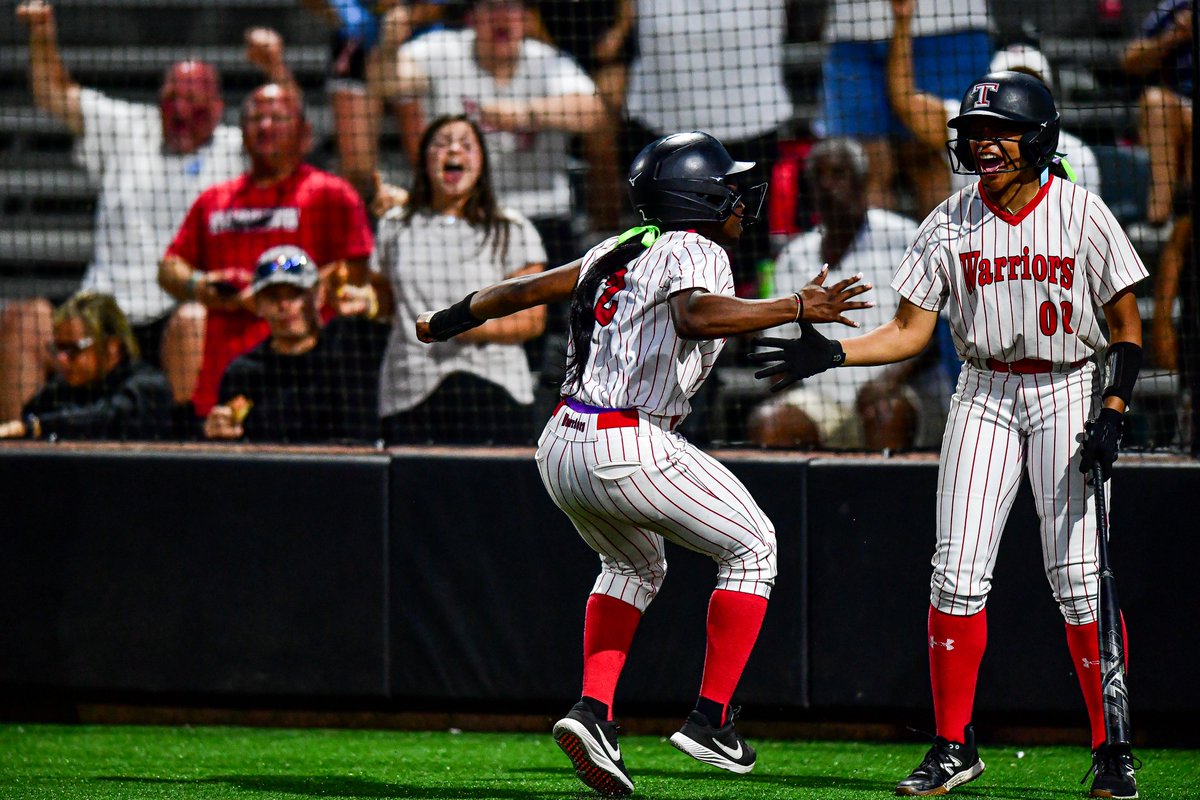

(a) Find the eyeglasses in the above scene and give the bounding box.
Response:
[47,337,95,358]
[254,254,311,281]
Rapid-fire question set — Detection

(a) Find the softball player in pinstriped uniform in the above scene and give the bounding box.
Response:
[751,73,1147,798]
[417,131,869,796]
[539,226,781,602]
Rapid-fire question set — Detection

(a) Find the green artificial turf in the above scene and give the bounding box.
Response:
[0,724,1196,799]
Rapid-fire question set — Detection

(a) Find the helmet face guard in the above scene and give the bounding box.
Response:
[731,181,767,226]
[946,135,1027,176]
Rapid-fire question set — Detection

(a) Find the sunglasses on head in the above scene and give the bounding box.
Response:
[254,255,310,281]
[47,337,95,358]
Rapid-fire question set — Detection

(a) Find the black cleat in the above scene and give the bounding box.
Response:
[1084,742,1140,799]
[668,708,756,773]
[895,724,985,796]
[552,701,634,796]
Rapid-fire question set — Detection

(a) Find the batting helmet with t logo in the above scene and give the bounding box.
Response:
[947,71,1061,175]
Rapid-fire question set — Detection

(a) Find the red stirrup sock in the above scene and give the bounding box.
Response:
[697,589,769,726]
[1065,621,1105,749]
[928,605,987,743]
[1066,615,1129,749]
[580,593,642,720]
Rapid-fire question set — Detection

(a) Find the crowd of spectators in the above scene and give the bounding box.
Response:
[1,1,245,423]
[157,81,374,424]
[0,0,1193,452]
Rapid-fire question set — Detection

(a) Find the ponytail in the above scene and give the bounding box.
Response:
[562,226,661,390]
[1048,153,1076,183]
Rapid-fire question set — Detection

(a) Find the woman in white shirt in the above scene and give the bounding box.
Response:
[375,115,547,443]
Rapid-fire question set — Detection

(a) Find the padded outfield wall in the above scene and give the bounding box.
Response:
[1,445,1196,729]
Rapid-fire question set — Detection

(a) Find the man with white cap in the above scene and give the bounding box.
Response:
[203,245,387,443]
[887,0,1100,214]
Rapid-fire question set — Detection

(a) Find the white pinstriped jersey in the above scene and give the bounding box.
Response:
[892,176,1148,363]
[561,230,733,420]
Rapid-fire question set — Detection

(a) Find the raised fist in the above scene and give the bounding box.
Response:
[244,27,285,74]
[17,1,57,39]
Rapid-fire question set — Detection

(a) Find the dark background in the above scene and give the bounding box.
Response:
[1,445,1194,744]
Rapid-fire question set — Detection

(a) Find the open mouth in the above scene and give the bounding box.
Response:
[976,151,1008,174]
[442,161,466,184]
[491,25,514,43]
[167,122,195,142]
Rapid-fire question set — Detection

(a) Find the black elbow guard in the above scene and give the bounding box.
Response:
[1101,341,1142,405]
[426,292,484,341]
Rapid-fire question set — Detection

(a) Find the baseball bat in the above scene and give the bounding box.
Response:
[1092,463,1131,746]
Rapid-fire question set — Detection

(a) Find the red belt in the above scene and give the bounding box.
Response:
[983,357,1088,374]
[553,400,640,429]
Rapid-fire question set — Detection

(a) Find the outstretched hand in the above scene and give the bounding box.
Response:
[748,322,845,393]
[797,264,874,327]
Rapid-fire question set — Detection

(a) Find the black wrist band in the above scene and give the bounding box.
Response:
[426,292,484,341]
[830,340,846,367]
[1101,341,1142,405]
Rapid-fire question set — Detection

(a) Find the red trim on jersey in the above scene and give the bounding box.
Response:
[979,174,1054,226]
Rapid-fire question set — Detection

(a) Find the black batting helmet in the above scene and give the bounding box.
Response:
[947,71,1061,174]
[627,131,766,226]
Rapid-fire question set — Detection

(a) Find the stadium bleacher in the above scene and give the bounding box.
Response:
[0,0,330,300]
[0,0,1170,302]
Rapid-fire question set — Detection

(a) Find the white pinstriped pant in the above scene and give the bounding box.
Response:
[535,404,777,613]
[933,361,1107,625]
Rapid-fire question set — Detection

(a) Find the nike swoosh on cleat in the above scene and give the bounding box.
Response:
[597,731,621,762]
[713,739,743,760]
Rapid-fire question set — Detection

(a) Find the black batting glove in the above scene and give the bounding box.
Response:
[748,322,845,393]
[1079,407,1124,481]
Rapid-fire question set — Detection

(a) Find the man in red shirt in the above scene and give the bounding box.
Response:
[159,82,374,420]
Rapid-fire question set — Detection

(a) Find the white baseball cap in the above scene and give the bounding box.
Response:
[250,245,318,295]
[989,45,1054,90]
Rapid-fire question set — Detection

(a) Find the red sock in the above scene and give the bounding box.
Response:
[1065,621,1105,749]
[581,593,641,719]
[928,605,987,743]
[698,590,769,724]
[1065,616,1130,750]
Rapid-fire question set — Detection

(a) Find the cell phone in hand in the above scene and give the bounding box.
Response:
[211,280,240,298]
